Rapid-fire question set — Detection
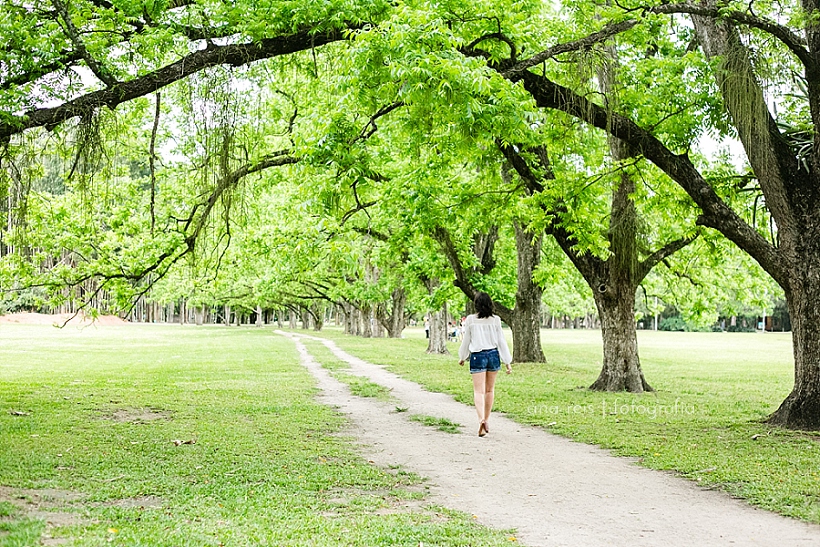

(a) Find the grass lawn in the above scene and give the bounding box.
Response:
[314,326,820,524]
[0,324,514,546]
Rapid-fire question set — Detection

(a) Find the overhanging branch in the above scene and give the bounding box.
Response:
[497,20,638,79]
[0,25,360,141]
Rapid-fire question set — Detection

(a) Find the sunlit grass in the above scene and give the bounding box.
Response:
[0,324,514,546]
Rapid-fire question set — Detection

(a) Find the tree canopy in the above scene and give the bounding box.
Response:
[2,0,817,428]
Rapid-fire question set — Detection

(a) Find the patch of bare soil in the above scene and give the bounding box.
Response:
[0,489,165,544]
[281,331,820,547]
[0,486,86,544]
[322,487,430,519]
[100,496,163,510]
[0,312,128,326]
[100,407,172,423]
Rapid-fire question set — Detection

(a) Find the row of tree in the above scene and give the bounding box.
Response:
[0,0,816,428]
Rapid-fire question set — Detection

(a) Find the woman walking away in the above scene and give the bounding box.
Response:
[458,292,512,437]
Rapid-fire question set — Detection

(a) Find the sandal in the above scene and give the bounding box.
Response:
[478,421,487,437]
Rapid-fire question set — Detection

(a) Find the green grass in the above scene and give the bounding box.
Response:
[0,518,44,547]
[313,326,820,524]
[0,501,44,547]
[333,373,395,401]
[0,324,514,546]
[408,415,463,434]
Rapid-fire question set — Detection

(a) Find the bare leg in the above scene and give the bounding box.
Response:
[472,372,487,423]
[483,370,498,429]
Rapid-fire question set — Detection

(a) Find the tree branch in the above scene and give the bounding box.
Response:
[649,3,812,69]
[496,141,546,194]
[465,32,518,61]
[497,20,639,79]
[0,25,360,141]
[431,226,513,319]
[352,101,405,145]
[637,233,699,282]
[544,211,602,285]
[51,0,118,87]
[51,150,298,306]
[340,200,378,226]
[351,226,389,241]
[0,52,83,91]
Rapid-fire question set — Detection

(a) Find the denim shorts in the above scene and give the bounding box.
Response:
[470,348,501,374]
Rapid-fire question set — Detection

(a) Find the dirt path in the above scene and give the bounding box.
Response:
[280,332,820,547]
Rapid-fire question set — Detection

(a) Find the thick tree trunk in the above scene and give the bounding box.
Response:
[361,304,372,338]
[372,316,384,337]
[311,303,324,331]
[591,284,652,392]
[587,43,651,393]
[768,262,820,429]
[377,287,407,338]
[427,307,449,355]
[691,10,820,427]
[351,306,361,336]
[342,303,355,335]
[509,221,545,362]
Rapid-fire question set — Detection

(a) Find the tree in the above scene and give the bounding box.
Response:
[473,2,820,427]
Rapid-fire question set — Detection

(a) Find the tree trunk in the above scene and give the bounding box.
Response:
[590,283,651,391]
[690,9,820,427]
[311,303,324,331]
[342,302,355,334]
[508,221,545,362]
[350,306,361,336]
[427,306,449,355]
[768,260,820,428]
[255,305,263,327]
[377,287,407,338]
[360,304,372,338]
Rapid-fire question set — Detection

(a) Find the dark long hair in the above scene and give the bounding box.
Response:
[474,291,493,319]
